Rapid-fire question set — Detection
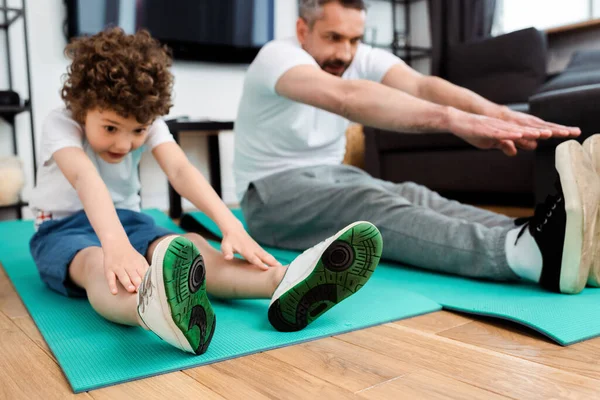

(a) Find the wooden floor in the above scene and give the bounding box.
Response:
[3,206,600,399]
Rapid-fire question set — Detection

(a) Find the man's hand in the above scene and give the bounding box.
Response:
[447,107,577,156]
[103,244,149,295]
[221,221,282,270]
[497,106,580,139]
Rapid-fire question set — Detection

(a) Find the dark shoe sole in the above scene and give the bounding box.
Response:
[163,237,216,354]
[268,222,382,332]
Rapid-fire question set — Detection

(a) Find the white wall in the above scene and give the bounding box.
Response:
[1,0,427,218]
[1,0,297,217]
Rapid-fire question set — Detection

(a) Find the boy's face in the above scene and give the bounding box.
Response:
[84,109,151,164]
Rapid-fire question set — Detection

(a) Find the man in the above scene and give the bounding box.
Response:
[233,0,600,294]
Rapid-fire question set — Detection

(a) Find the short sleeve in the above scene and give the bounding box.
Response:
[247,39,319,94]
[144,118,175,149]
[353,43,405,82]
[40,109,84,165]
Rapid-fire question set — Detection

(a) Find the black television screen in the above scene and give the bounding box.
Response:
[64,0,275,64]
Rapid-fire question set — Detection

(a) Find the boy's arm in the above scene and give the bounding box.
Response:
[152,142,280,269]
[53,147,149,293]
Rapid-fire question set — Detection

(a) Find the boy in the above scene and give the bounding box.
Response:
[28,27,383,355]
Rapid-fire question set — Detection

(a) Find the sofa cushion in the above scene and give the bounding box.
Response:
[446,28,547,104]
[537,50,600,94]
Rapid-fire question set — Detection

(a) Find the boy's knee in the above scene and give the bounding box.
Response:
[75,247,104,274]
[69,246,103,286]
[183,232,208,248]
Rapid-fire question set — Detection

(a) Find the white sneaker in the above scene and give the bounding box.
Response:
[137,235,216,355]
[268,221,383,332]
[582,134,600,287]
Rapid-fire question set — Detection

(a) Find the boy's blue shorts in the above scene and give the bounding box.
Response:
[29,209,176,297]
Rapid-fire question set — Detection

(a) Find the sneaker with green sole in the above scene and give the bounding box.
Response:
[268,221,383,332]
[137,235,216,355]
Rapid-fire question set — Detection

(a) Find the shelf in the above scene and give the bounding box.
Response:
[0,201,27,212]
[0,7,23,29]
[0,103,31,122]
[165,119,234,132]
[373,44,431,60]
[370,0,425,4]
[546,18,600,36]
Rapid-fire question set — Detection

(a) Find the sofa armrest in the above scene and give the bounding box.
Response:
[446,27,547,104]
[529,83,600,144]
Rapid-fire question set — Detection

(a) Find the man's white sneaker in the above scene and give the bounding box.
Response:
[582,134,600,287]
[137,235,216,354]
[268,221,383,332]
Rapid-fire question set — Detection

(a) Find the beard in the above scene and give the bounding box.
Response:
[320,59,350,76]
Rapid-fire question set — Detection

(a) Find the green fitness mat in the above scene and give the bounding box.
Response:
[182,209,600,346]
[0,209,440,393]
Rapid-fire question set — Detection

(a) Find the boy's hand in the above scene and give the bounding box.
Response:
[221,223,282,270]
[103,244,149,295]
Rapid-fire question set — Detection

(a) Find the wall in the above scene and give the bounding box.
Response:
[1,0,429,218]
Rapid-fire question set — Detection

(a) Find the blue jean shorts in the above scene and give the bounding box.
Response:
[29,209,176,297]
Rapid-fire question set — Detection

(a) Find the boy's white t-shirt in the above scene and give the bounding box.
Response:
[29,108,175,223]
[233,37,403,201]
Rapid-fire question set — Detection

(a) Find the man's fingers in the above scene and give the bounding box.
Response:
[539,121,580,136]
[497,140,517,156]
[482,124,522,140]
[515,138,538,151]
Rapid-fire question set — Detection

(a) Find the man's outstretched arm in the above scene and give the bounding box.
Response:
[381,62,580,140]
[275,64,554,156]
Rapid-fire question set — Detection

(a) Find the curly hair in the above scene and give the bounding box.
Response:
[61,27,174,124]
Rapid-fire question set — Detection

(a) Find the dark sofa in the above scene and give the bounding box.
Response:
[364,28,600,206]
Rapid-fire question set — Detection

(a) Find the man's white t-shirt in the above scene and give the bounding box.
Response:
[233,37,403,201]
[29,108,174,223]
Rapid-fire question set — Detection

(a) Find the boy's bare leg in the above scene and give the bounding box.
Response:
[147,233,287,300]
[69,233,287,327]
[69,247,141,326]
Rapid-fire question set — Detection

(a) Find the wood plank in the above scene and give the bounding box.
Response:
[12,316,56,361]
[393,310,473,334]
[184,364,272,400]
[546,18,600,35]
[440,319,600,381]
[337,324,600,399]
[0,263,29,319]
[267,336,411,392]
[357,369,510,400]
[0,263,56,360]
[476,205,532,218]
[0,310,90,399]
[89,371,225,400]
[185,353,357,399]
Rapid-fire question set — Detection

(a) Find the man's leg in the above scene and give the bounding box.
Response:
[242,165,517,281]
[376,179,515,229]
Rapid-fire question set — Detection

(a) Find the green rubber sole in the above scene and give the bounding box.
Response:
[163,237,216,355]
[268,222,383,332]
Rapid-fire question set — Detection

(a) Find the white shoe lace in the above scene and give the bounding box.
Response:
[138,268,154,314]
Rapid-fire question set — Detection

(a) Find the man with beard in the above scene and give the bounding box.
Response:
[233,0,600,295]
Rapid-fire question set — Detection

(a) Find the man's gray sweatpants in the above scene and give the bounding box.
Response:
[240,164,520,281]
